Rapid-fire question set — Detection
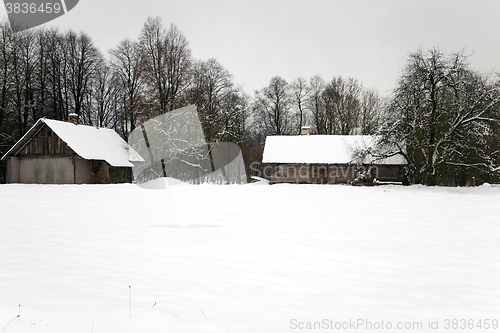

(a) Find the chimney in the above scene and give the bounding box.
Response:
[69,113,78,125]
[301,126,310,136]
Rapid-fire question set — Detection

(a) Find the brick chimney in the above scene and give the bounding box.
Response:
[301,126,310,136]
[68,113,78,125]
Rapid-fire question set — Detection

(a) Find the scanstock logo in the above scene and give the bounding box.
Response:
[4,0,79,33]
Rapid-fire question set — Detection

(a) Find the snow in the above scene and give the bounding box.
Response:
[0,183,499,332]
[262,135,405,165]
[43,119,143,167]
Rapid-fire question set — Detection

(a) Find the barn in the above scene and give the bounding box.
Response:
[1,114,143,184]
[262,130,405,185]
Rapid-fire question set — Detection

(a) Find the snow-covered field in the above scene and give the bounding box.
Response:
[0,181,499,332]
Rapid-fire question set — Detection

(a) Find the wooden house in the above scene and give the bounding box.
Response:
[262,132,405,185]
[1,114,143,184]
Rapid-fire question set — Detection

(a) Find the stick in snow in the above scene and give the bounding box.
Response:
[2,315,19,331]
[199,308,207,319]
[129,286,132,318]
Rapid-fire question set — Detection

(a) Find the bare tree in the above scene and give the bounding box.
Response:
[64,30,103,124]
[322,76,362,135]
[44,28,68,121]
[253,76,293,136]
[11,28,38,136]
[0,21,12,135]
[92,63,121,128]
[290,77,309,133]
[359,88,383,135]
[307,75,326,134]
[182,58,245,143]
[109,39,145,135]
[140,17,192,116]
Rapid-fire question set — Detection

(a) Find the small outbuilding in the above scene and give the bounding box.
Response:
[1,115,143,184]
[262,134,405,185]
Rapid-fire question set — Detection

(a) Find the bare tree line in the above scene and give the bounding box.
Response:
[0,17,248,158]
[250,75,385,138]
[0,15,499,186]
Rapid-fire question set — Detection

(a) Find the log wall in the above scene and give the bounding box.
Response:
[19,124,72,156]
[267,163,402,185]
[8,123,134,184]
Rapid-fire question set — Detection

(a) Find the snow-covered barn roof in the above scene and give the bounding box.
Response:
[1,118,144,167]
[262,135,405,165]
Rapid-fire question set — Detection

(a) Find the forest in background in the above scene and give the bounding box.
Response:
[0,17,499,186]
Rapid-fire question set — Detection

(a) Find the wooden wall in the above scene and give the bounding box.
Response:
[267,163,403,185]
[19,124,72,156]
[10,124,133,184]
[17,157,74,184]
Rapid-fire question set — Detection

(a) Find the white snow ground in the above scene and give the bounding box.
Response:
[0,181,499,332]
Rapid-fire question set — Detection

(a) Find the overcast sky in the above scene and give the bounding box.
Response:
[2,0,500,96]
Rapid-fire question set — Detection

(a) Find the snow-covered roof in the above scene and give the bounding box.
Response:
[262,135,405,165]
[2,118,144,167]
